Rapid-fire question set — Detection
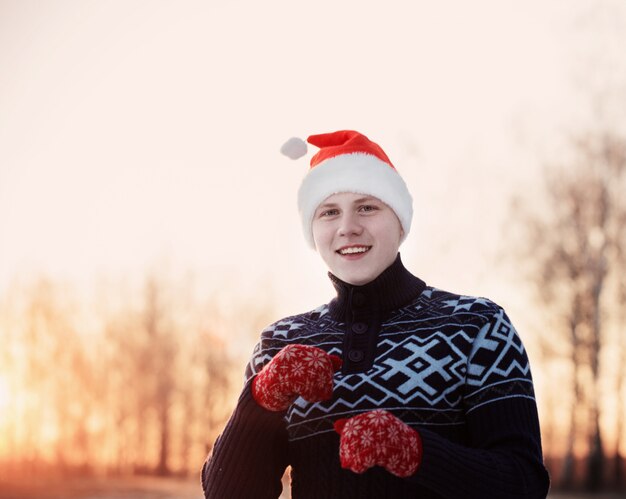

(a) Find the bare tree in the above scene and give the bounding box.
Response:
[100,272,250,476]
[609,175,626,489]
[512,131,626,490]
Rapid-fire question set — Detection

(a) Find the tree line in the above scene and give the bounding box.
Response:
[0,273,273,478]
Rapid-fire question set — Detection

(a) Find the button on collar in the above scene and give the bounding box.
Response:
[351,322,368,334]
[348,350,364,362]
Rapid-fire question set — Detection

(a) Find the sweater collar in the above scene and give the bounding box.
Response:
[327,253,426,321]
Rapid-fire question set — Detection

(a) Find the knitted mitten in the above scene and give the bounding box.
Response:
[252,344,342,412]
[334,409,422,477]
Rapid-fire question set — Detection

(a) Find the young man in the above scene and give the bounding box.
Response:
[202,130,550,498]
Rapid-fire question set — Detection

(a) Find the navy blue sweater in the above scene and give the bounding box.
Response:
[202,255,550,498]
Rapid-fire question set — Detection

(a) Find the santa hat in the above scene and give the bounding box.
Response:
[282,130,413,249]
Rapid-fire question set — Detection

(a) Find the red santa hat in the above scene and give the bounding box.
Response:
[282,130,413,249]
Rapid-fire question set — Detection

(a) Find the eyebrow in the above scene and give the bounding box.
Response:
[353,196,378,204]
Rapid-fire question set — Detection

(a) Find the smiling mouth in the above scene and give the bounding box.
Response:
[337,245,372,255]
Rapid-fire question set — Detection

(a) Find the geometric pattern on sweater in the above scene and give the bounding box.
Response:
[246,287,536,442]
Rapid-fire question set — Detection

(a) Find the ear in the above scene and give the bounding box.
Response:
[398,225,405,244]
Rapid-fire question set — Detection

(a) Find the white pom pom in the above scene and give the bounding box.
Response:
[280,137,308,160]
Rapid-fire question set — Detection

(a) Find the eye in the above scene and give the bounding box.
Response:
[318,208,339,218]
[359,204,379,213]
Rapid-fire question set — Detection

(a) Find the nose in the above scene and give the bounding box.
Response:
[338,211,363,237]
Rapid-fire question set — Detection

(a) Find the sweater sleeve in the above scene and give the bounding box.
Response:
[201,331,289,499]
[409,307,550,498]
[201,379,289,499]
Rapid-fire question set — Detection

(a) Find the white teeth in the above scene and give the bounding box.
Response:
[338,246,370,255]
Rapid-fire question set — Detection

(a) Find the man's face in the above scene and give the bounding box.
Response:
[311,192,403,286]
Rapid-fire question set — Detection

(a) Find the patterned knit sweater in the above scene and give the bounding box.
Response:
[202,255,550,498]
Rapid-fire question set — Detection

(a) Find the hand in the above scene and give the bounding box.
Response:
[334,409,422,478]
[252,344,342,412]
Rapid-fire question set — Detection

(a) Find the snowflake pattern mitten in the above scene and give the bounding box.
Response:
[252,344,342,412]
[334,409,422,477]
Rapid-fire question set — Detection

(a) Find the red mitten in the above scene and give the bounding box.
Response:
[334,409,422,478]
[252,344,342,412]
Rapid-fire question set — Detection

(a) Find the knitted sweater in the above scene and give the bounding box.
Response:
[202,255,550,498]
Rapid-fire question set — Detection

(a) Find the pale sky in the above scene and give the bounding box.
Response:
[0,0,622,322]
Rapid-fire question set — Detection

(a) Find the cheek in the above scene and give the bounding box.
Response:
[379,219,403,250]
[311,223,328,250]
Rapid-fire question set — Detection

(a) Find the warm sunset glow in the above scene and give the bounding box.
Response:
[0,373,12,459]
[1,0,625,494]
[0,375,9,416]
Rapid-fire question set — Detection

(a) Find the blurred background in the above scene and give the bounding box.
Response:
[1,0,625,497]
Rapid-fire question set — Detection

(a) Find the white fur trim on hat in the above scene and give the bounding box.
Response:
[297,153,413,249]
